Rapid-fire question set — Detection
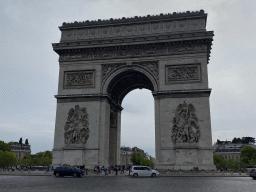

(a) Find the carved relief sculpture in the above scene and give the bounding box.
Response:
[64,71,94,88]
[64,105,90,145]
[134,61,159,79]
[166,64,201,84]
[171,102,200,143]
[59,44,207,62]
[102,64,125,82]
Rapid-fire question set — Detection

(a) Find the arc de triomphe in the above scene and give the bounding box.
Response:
[52,10,215,170]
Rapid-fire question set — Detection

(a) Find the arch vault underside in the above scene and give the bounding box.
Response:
[52,10,216,170]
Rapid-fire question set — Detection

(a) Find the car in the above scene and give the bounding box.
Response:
[130,166,159,177]
[54,166,84,177]
[249,169,256,180]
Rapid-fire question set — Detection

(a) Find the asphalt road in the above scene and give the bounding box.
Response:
[0,175,254,192]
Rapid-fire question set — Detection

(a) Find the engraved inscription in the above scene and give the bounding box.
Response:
[64,71,94,88]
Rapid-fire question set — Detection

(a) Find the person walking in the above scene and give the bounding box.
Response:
[101,166,105,176]
[115,165,118,175]
[108,166,111,175]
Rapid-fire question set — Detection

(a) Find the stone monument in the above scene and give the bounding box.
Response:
[52,10,215,170]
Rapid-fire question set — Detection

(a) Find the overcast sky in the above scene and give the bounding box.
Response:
[0,0,255,157]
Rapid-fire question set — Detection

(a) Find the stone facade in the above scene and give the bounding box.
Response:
[52,10,215,170]
[9,144,31,161]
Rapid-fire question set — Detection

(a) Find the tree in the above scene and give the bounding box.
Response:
[231,137,241,143]
[242,137,255,144]
[0,141,11,152]
[25,139,29,145]
[0,150,18,167]
[19,138,23,145]
[130,152,154,167]
[18,150,52,166]
[130,152,143,165]
[240,146,256,166]
[8,142,19,145]
[213,154,226,168]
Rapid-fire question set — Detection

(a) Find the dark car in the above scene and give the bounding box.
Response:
[249,169,256,180]
[54,166,84,177]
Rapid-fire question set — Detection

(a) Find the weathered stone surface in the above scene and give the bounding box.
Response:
[52,10,215,170]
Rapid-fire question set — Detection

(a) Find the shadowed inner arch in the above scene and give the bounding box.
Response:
[107,70,154,104]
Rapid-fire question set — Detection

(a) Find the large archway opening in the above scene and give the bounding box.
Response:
[107,69,156,166]
[121,89,155,157]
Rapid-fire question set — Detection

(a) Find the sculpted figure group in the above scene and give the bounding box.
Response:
[171,102,200,143]
[64,105,90,145]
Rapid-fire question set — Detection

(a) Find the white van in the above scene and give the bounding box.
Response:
[130,166,159,177]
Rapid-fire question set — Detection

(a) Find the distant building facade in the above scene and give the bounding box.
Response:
[120,146,155,166]
[120,146,132,166]
[213,139,256,161]
[8,141,31,160]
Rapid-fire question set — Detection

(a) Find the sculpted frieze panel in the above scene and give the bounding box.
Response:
[133,61,159,79]
[102,63,125,82]
[171,102,200,144]
[59,44,207,62]
[64,105,90,145]
[64,70,95,88]
[166,64,201,84]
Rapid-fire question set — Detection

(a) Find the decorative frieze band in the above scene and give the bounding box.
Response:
[59,43,207,62]
[64,70,95,89]
[165,64,201,84]
[60,18,205,42]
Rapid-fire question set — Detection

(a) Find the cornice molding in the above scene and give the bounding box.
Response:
[55,94,123,111]
[153,89,212,99]
[55,39,212,63]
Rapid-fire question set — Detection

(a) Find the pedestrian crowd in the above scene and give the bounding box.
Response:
[94,165,130,176]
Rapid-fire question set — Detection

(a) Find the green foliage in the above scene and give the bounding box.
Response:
[0,150,18,167]
[240,146,256,166]
[231,137,242,143]
[8,142,19,145]
[226,158,239,170]
[18,150,52,166]
[214,148,256,170]
[0,141,11,152]
[130,152,154,167]
[231,137,255,144]
[213,154,227,168]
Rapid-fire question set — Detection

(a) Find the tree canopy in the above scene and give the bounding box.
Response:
[231,137,255,144]
[130,152,154,167]
[0,150,18,167]
[0,141,17,167]
[240,146,256,166]
[18,150,52,166]
[0,141,11,152]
